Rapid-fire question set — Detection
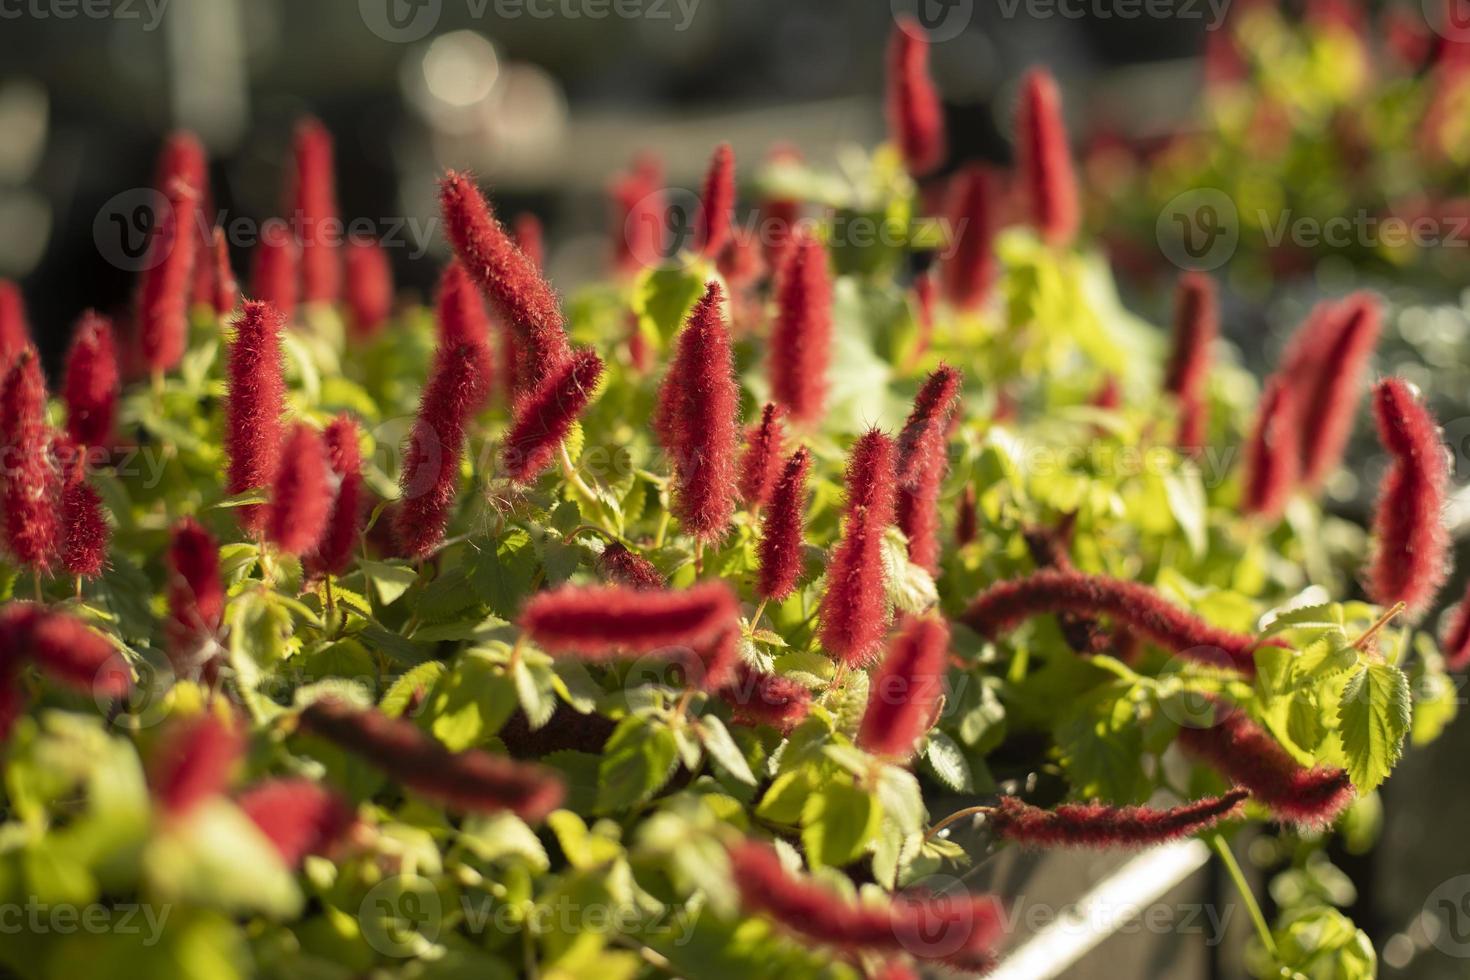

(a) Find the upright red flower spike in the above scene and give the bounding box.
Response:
[207,227,239,316]
[0,280,30,372]
[136,176,202,374]
[0,350,59,571]
[307,415,365,577]
[439,171,570,397]
[759,145,802,270]
[886,18,946,178]
[1442,581,1470,671]
[1367,379,1450,620]
[596,542,666,591]
[288,117,341,304]
[165,517,225,673]
[298,697,565,821]
[513,212,545,270]
[154,131,207,199]
[757,447,812,603]
[694,143,736,259]
[501,347,604,484]
[394,343,486,558]
[435,260,496,408]
[720,663,812,733]
[265,423,332,558]
[520,581,739,656]
[896,366,962,574]
[658,283,739,540]
[1241,375,1301,521]
[344,237,393,338]
[1163,271,1218,453]
[1016,67,1080,248]
[148,712,245,817]
[955,484,977,547]
[62,311,119,451]
[608,152,666,277]
[1177,706,1354,826]
[858,616,950,760]
[738,403,786,509]
[769,233,834,426]
[1292,293,1382,490]
[961,569,1270,674]
[225,301,286,534]
[236,778,356,868]
[939,166,995,311]
[911,269,937,360]
[251,221,300,322]
[819,430,898,667]
[987,790,1249,848]
[59,473,108,579]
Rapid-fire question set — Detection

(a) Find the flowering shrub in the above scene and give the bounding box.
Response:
[0,19,1459,980]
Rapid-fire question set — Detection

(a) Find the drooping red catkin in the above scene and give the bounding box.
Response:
[237,778,356,867]
[513,212,545,270]
[306,415,364,577]
[886,18,946,178]
[435,260,496,408]
[1442,582,1470,670]
[394,343,485,558]
[62,312,119,451]
[265,423,332,557]
[1016,67,1080,248]
[694,143,736,258]
[1177,707,1353,826]
[501,347,604,484]
[987,790,1249,848]
[225,301,286,533]
[596,542,666,591]
[769,233,834,426]
[209,228,238,316]
[757,447,812,602]
[136,176,202,374]
[1163,271,1217,452]
[1292,293,1382,490]
[289,118,342,304]
[520,581,739,656]
[251,221,300,322]
[661,283,739,540]
[819,430,898,667]
[0,351,58,570]
[720,663,812,733]
[298,697,564,821]
[165,517,224,670]
[1241,375,1301,520]
[60,478,108,579]
[955,485,977,547]
[0,280,31,372]
[960,569,1270,674]
[1367,379,1450,620]
[439,171,570,396]
[148,712,245,817]
[609,152,666,277]
[939,166,995,310]
[0,603,131,697]
[858,616,949,760]
[738,403,786,509]
[344,237,393,338]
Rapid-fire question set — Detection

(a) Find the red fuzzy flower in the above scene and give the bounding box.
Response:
[520,581,739,656]
[394,343,486,558]
[912,270,937,359]
[1016,67,1080,248]
[266,423,332,557]
[1292,293,1382,490]
[769,233,834,426]
[1367,379,1449,620]
[896,366,962,573]
[63,312,119,451]
[154,131,207,200]
[1163,272,1217,451]
[439,171,570,397]
[307,415,365,577]
[1241,375,1301,520]
[738,403,786,509]
[1442,581,1470,671]
[757,447,811,603]
[251,221,300,322]
[886,18,946,178]
[2,603,131,697]
[298,697,565,821]
[961,569,1271,674]
[136,176,202,374]
[148,712,245,817]
[0,350,59,570]
[608,152,666,278]
[858,616,949,760]
[288,118,341,304]
[720,663,812,733]
[513,212,545,270]
[819,430,898,666]
[759,145,802,270]
[596,542,666,591]
[207,227,239,316]
[694,143,736,258]
[435,260,496,408]
[225,301,287,534]
[344,237,393,338]
[0,280,29,372]
[165,517,225,675]
[237,778,356,867]
[59,477,108,579]
[501,347,604,484]
[939,166,995,311]
[955,485,977,547]
[987,790,1248,847]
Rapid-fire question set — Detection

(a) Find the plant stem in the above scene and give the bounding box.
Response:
[1207,832,1277,959]
[749,597,769,631]
[1352,601,1405,652]
[652,509,671,549]
[32,571,42,603]
[923,804,995,842]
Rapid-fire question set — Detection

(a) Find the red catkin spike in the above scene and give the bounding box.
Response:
[521,581,739,656]
[251,221,300,322]
[1016,67,1080,248]
[501,347,604,485]
[439,171,570,396]
[148,712,245,817]
[757,448,812,603]
[0,351,59,570]
[513,212,545,270]
[759,145,802,270]
[694,143,736,259]
[858,616,950,760]
[307,415,365,577]
[662,283,739,541]
[987,790,1249,848]
[236,778,356,868]
[896,367,962,575]
[63,311,119,451]
[738,403,786,509]
[955,485,978,547]
[819,430,898,667]
[960,569,1271,675]
[289,118,342,304]
[394,343,485,558]
[137,176,202,374]
[165,517,225,671]
[720,663,812,733]
[696,626,742,691]
[1367,379,1450,620]
[596,542,666,591]
[5,603,131,697]
[225,301,286,534]
[1294,293,1382,490]
[60,479,108,579]
[209,227,239,316]
[1177,706,1354,826]
[0,280,31,372]
[435,260,496,409]
[886,18,946,178]
[298,697,565,821]
[609,152,666,277]
[911,270,937,360]
[769,233,834,426]
[1441,581,1470,671]
[1241,375,1301,520]
[716,231,764,291]
[154,130,207,200]
[1163,272,1218,452]
[344,237,393,339]
[266,423,332,557]
[939,166,995,310]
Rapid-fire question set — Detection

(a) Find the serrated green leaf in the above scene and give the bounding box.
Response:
[921,732,973,793]
[700,716,756,785]
[596,716,679,814]
[513,659,557,731]
[801,782,881,869]
[1337,661,1410,794]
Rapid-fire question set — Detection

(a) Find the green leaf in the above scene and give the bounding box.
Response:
[921,732,973,793]
[380,662,447,718]
[699,716,756,786]
[755,770,813,825]
[632,265,708,344]
[1337,661,1411,793]
[801,782,881,869]
[513,658,557,731]
[459,813,550,872]
[428,656,517,751]
[361,560,418,606]
[595,716,679,814]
